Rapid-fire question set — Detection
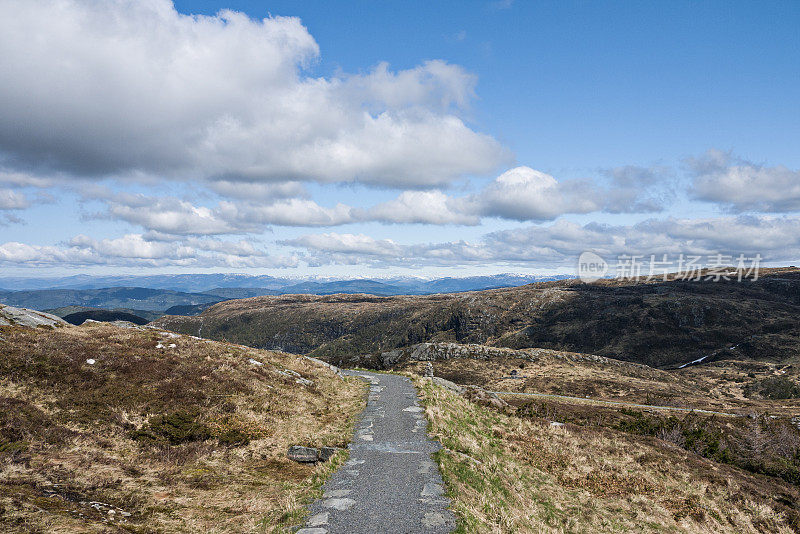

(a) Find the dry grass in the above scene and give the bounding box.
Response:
[397,348,800,417]
[0,323,365,533]
[416,377,800,533]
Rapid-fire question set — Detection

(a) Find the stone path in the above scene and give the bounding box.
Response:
[298,371,455,534]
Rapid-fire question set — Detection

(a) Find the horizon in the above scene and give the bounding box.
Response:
[1,1,798,277]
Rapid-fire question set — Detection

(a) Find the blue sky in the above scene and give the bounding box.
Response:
[0,0,799,277]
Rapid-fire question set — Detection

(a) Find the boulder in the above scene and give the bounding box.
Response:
[287,445,341,463]
[431,377,465,394]
[0,305,68,328]
[288,445,320,463]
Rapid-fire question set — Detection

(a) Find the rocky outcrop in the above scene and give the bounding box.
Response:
[0,304,67,328]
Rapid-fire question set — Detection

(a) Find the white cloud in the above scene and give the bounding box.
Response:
[208,181,308,201]
[690,149,800,212]
[220,199,355,227]
[286,215,800,268]
[0,233,297,268]
[0,0,507,188]
[0,189,29,210]
[477,167,600,220]
[363,191,479,225]
[285,233,402,257]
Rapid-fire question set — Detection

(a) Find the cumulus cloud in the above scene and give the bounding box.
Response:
[208,181,308,201]
[0,0,507,188]
[219,199,355,227]
[89,191,356,234]
[0,189,29,210]
[689,149,800,212]
[285,215,800,268]
[0,233,296,268]
[476,167,600,220]
[362,191,479,225]
[358,165,669,225]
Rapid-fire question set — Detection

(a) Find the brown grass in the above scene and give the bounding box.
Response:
[0,323,365,533]
[417,377,800,533]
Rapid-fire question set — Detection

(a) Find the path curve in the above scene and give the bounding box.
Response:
[298,371,455,534]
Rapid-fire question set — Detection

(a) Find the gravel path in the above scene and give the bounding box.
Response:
[298,371,455,534]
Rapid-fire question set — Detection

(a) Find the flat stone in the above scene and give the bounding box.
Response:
[296,529,327,534]
[403,406,424,413]
[307,512,329,527]
[321,497,356,511]
[421,482,444,497]
[322,489,351,498]
[288,445,319,463]
[421,512,449,528]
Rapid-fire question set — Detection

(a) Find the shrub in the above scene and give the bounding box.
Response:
[131,411,210,445]
[745,376,800,400]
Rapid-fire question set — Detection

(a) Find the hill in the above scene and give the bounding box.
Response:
[62,309,150,325]
[43,305,163,322]
[0,316,364,532]
[154,267,800,369]
[0,287,223,312]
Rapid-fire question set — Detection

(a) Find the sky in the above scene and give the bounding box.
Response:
[0,0,798,278]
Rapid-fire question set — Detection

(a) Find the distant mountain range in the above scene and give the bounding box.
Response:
[0,273,567,293]
[0,274,568,317]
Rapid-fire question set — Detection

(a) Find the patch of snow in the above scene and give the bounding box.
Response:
[248,358,264,366]
[678,354,710,369]
[86,359,96,365]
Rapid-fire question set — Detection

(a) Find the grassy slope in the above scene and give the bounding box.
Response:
[0,323,365,533]
[417,378,800,533]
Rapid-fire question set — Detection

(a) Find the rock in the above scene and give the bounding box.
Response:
[288,445,339,463]
[0,305,68,328]
[431,377,465,394]
[424,362,434,378]
[288,445,320,463]
[550,421,565,428]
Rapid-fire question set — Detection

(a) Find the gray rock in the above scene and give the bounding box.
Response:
[288,445,320,463]
[0,305,68,328]
[431,377,465,394]
[288,445,340,463]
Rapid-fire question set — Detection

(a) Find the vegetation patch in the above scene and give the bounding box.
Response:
[746,376,800,400]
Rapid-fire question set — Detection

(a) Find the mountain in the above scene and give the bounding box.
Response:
[279,279,420,296]
[154,267,800,369]
[0,273,563,294]
[0,275,566,315]
[0,287,222,312]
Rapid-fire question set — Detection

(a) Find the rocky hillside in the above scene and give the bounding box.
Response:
[155,267,800,369]
[0,314,364,533]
